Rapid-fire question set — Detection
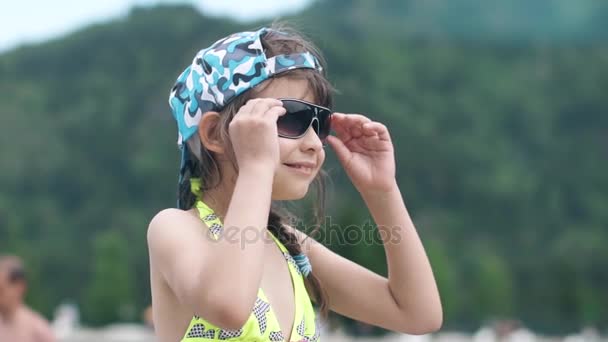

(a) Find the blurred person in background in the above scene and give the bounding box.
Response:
[0,255,56,342]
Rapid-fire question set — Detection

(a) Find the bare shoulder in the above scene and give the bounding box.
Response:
[146,208,207,251]
[147,208,193,238]
[146,207,216,284]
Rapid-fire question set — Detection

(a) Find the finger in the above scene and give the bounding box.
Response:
[330,113,351,126]
[346,116,372,138]
[330,112,360,128]
[338,114,372,130]
[330,115,352,142]
[361,123,379,137]
[265,106,287,120]
[330,112,347,121]
[344,113,372,123]
[326,135,351,164]
[330,113,352,128]
[333,113,372,138]
[250,98,283,115]
[360,135,389,151]
[331,113,370,121]
[249,98,280,115]
[362,122,391,141]
[351,123,364,138]
[361,122,380,135]
[236,101,255,116]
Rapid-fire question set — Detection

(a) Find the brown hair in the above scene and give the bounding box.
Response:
[177,23,334,319]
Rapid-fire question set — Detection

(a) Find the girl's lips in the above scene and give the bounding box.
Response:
[283,163,314,175]
[284,161,316,168]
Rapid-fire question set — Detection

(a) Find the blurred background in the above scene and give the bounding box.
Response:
[0,0,607,341]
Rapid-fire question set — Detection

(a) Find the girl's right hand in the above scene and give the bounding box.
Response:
[228,98,286,172]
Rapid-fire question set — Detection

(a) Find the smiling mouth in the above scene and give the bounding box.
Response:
[283,163,314,174]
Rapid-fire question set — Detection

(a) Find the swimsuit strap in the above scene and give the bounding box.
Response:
[190,177,311,277]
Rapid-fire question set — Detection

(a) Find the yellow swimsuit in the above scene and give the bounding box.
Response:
[181,185,320,341]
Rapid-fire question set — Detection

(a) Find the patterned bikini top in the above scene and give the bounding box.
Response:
[181,188,320,341]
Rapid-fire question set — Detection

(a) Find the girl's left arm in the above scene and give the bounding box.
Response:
[297,113,442,334]
[364,181,443,332]
[294,185,442,335]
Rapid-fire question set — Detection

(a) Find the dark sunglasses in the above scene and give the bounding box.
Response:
[277,98,332,142]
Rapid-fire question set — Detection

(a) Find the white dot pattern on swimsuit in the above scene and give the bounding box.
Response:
[187,323,216,339]
[297,316,306,336]
[218,328,244,340]
[203,213,218,221]
[253,297,271,335]
[200,211,223,239]
[269,331,285,341]
[208,222,223,236]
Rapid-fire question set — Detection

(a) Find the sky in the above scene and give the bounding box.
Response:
[0,0,312,52]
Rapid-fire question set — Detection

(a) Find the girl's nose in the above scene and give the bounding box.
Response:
[301,125,323,151]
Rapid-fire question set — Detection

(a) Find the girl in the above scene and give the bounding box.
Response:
[147,24,442,342]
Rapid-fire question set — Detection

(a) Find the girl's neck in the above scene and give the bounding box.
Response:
[194,176,236,223]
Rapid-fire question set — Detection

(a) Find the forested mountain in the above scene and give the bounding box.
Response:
[0,0,606,333]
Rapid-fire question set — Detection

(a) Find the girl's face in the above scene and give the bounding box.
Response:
[255,77,326,200]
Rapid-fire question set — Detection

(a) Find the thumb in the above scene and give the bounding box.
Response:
[327,135,351,165]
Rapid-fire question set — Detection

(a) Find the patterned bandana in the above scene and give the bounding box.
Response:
[168,27,323,207]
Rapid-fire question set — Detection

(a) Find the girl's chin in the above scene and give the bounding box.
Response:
[271,185,310,201]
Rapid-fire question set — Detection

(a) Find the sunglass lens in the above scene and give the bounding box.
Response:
[278,100,313,137]
[317,109,332,140]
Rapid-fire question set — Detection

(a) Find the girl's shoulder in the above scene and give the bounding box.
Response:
[147,208,199,234]
[146,208,214,256]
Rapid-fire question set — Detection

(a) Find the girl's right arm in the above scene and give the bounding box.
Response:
[147,98,286,330]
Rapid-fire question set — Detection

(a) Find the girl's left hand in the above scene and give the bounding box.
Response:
[326,113,396,194]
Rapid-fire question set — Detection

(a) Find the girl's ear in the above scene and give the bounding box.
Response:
[198,112,224,154]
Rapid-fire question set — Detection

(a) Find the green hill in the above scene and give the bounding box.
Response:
[0,2,607,333]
